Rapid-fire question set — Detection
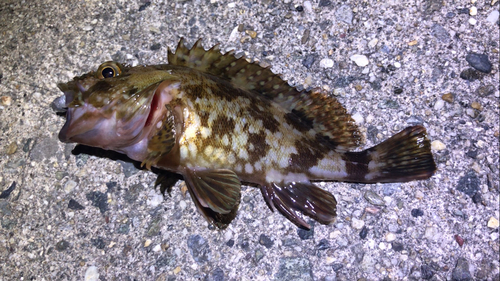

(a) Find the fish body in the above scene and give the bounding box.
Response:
[57,39,436,229]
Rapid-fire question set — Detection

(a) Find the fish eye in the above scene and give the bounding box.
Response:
[96,61,122,79]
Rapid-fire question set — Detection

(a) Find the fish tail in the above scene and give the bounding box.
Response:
[343,125,436,183]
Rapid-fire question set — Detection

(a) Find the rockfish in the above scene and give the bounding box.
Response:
[56,39,436,229]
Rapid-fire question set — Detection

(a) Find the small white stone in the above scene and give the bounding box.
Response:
[352,112,364,124]
[179,200,187,210]
[394,62,401,68]
[486,10,499,24]
[228,26,239,42]
[424,226,442,241]
[470,6,477,16]
[153,244,162,252]
[379,242,387,250]
[469,18,477,25]
[64,180,77,193]
[227,2,236,8]
[146,191,164,207]
[303,1,313,13]
[431,140,446,151]
[385,232,397,242]
[491,232,499,241]
[82,25,93,31]
[415,190,424,200]
[350,54,369,66]
[368,38,379,48]
[487,217,499,229]
[144,239,152,247]
[351,218,365,230]
[85,266,99,281]
[434,99,445,110]
[471,0,476,3]
[319,58,334,68]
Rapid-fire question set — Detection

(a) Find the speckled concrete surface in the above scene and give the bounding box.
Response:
[1,0,499,280]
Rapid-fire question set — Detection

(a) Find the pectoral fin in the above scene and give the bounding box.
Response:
[183,169,241,228]
[260,182,337,229]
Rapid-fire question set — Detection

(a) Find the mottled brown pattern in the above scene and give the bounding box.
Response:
[342,151,370,181]
[247,131,269,163]
[289,138,326,171]
[251,105,279,133]
[211,115,236,136]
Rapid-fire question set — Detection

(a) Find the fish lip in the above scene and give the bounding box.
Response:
[56,81,82,142]
[58,108,73,142]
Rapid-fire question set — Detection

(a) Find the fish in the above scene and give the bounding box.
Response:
[56,39,437,229]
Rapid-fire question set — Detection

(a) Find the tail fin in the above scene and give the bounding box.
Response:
[344,125,436,183]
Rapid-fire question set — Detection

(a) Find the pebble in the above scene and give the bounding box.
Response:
[455,234,465,247]
[68,199,85,210]
[424,226,442,241]
[368,38,378,48]
[466,53,492,73]
[85,266,99,281]
[469,18,477,25]
[460,68,480,81]
[335,5,353,25]
[259,234,274,248]
[442,93,454,103]
[351,218,365,230]
[469,6,477,16]
[144,239,152,247]
[319,58,334,68]
[394,62,401,68]
[431,24,450,43]
[187,235,211,263]
[1,95,12,106]
[351,112,364,124]
[297,223,314,240]
[431,140,446,151]
[451,258,473,281]
[364,190,385,206]
[471,101,481,110]
[475,84,495,97]
[411,208,424,217]
[415,190,424,200]
[456,170,480,197]
[302,54,316,69]
[146,191,164,207]
[385,232,396,242]
[303,1,313,14]
[434,99,445,110]
[487,217,499,229]
[359,226,369,239]
[486,10,499,24]
[350,54,369,66]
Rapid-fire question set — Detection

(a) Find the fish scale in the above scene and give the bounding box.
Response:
[56,38,436,229]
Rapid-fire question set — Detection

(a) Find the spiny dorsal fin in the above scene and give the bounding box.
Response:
[168,38,361,148]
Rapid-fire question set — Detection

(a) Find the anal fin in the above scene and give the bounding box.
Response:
[260,182,337,229]
[183,169,241,229]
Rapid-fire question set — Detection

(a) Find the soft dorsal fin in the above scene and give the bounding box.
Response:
[168,38,361,149]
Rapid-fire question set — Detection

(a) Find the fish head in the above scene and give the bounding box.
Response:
[57,61,174,154]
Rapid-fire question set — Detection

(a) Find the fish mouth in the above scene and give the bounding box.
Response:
[55,79,161,150]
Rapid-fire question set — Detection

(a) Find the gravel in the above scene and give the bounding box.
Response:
[0,0,498,280]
